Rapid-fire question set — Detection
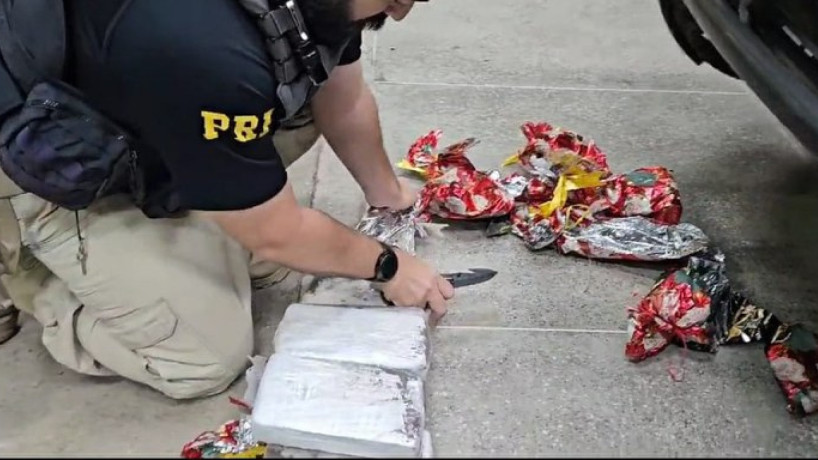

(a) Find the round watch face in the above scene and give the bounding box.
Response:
[379,248,399,281]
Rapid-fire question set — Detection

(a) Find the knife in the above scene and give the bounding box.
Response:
[379,268,498,306]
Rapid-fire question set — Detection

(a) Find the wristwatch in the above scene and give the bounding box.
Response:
[368,241,399,283]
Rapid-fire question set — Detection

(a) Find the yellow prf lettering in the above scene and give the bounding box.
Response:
[259,109,273,137]
[233,115,259,142]
[201,111,231,140]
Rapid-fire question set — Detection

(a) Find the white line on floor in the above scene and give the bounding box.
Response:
[438,325,629,334]
[374,80,749,96]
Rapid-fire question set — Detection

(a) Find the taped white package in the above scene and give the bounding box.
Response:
[274,303,430,378]
[252,354,425,458]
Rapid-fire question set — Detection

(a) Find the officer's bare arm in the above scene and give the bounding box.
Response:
[203,180,384,279]
[311,60,402,207]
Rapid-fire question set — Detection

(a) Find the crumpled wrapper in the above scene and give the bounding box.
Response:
[510,204,708,261]
[765,323,818,416]
[273,304,430,378]
[595,167,683,225]
[494,121,699,262]
[397,132,516,220]
[355,207,428,254]
[626,250,818,417]
[557,216,709,261]
[181,417,266,459]
[625,250,778,361]
[626,251,742,362]
[251,354,425,458]
[503,122,611,180]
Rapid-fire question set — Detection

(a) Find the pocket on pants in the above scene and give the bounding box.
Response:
[97,298,178,351]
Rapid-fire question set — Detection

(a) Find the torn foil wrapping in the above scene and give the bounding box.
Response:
[181,417,267,459]
[626,250,736,362]
[356,207,427,254]
[596,167,682,225]
[557,217,710,261]
[397,133,516,221]
[766,323,818,416]
[273,304,430,378]
[251,354,425,458]
[504,122,612,178]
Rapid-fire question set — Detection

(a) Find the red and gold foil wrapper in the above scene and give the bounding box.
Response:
[503,122,611,177]
[595,167,682,225]
[399,122,703,262]
[181,417,266,459]
[766,324,818,416]
[398,132,516,220]
[625,253,725,362]
[626,251,818,416]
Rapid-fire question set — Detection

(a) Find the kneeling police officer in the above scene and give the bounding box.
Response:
[0,0,452,399]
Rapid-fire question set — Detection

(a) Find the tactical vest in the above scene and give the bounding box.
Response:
[0,0,347,219]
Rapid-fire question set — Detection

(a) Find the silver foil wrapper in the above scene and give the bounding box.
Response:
[355,207,427,254]
[493,172,530,199]
[231,417,259,453]
[559,216,710,261]
[510,210,560,251]
[251,354,425,458]
[273,303,430,378]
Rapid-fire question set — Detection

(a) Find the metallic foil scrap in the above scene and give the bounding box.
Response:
[494,172,530,199]
[355,207,427,254]
[181,417,266,459]
[558,217,710,261]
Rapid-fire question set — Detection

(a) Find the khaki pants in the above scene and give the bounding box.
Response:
[0,122,321,399]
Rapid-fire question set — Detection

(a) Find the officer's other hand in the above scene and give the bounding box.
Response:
[367,178,419,212]
[382,250,455,324]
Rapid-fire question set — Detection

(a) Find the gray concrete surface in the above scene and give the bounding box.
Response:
[2,0,818,457]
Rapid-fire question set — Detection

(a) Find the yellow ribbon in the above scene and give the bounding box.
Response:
[502,149,523,167]
[396,158,430,177]
[536,166,605,218]
[219,445,267,458]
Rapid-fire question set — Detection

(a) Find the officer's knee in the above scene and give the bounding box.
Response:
[77,299,253,400]
[148,343,251,400]
[153,363,244,400]
[147,329,252,400]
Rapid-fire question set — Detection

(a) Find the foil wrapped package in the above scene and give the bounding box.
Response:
[251,354,426,458]
[273,303,430,378]
[181,417,267,459]
[503,122,611,178]
[397,131,516,220]
[765,323,818,416]
[356,207,427,254]
[557,217,709,261]
[596,167,682,225]
[510,205,708,261]
[625,250,777,362]
[626,250,736,362]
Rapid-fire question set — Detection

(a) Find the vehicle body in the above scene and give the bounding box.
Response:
[660,0,818,154]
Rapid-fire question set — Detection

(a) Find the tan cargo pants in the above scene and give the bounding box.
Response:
[0,121,321,399]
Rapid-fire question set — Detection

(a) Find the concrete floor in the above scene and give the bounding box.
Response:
[2,0,818,457]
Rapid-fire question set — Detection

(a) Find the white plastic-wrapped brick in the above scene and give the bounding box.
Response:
[251,354,426,458]
[272,303,430,378]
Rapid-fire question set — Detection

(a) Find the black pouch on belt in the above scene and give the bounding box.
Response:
[0,80,146,211]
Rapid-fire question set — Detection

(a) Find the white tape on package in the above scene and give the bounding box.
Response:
[251,354,425,458]
[274,304,430,378]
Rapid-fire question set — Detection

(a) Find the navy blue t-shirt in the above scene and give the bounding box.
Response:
[66,0,362,211]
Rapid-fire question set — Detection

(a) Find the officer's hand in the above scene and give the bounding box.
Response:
[367,178,420,212]
[382,250,455,324]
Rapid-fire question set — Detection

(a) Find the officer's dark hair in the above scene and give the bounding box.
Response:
[359,12,388,30]
[298,0,388,46]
